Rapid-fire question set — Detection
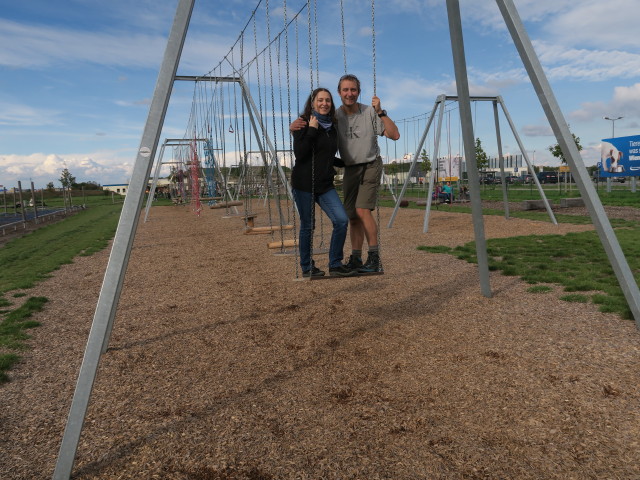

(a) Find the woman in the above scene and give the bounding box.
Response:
[291,88,355,278]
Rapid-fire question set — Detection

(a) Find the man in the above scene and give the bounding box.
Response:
[291,74,400,273]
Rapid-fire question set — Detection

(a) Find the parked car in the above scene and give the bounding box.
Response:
[537,171,558,184]
[480,175,497,184]
[521,174,533,184]
[504,175,520,184]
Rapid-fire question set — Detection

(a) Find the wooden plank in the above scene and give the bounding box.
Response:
[210,200,243,209]
[245,225,294,235]
[267,239,296,249]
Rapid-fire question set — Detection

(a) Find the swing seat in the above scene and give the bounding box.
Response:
[245,224,294,235]
[243,214,258,228]
[210,200,243,209]
[267,239,296,249]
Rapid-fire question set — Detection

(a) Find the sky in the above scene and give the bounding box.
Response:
[1,0,640,188]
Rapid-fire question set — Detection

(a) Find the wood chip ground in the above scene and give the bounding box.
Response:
[1,203,639,479]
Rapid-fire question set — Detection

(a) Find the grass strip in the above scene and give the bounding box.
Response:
[418,226,640,320]
[0,297,48,383]
[0,203,121,382]
[0,204,121,295]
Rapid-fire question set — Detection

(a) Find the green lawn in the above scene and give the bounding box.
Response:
[417,217,640,320]
[0,202,122,382]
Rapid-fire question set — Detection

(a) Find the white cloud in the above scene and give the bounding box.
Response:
[0,152,135,187]
[612,83,640,104]
[533,42,640,82]
[460,0,640,84]
[542,0,640,50]
[380,77,451,112]
[569,83,640,122]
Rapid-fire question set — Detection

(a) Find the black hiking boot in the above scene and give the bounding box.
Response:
[358,251,382,273]
[302,266,325,278]
[345,254,363,271]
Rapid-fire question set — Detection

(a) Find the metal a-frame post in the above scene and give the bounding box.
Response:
[492,99,510,217]
[144,141,168,221]
[52,1,195,478]
[143,74,293,224]
[495,95,556,223]
[446,0,492,297]
[495,0,640,326]
[144,137,209,222]
[423,98,447,233]
[388,95,556,230]
[386,95,447,232]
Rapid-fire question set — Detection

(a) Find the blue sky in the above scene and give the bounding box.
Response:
[1,0,639,188]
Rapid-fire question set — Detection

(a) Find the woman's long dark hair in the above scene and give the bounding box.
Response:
[300,87,337,124]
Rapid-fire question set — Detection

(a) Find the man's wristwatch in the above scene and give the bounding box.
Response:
[378,110,387,118]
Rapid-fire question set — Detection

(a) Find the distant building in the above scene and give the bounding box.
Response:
[103,179,171,196]
[102,184,129,195]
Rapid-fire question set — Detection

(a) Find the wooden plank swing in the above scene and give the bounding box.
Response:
[245,224,294,235]
[210,200,243,209]
[267,239,296,249]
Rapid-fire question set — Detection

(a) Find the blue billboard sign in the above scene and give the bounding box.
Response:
[599,134,640,177]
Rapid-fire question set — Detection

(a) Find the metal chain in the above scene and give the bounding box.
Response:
[307,1,313,91]
[284,1,300,278]
[313,0,319,88]
[239,33,252,216]
[295,17,300,116]
[267,0,283,241]
[310,146,316,275]
[371,0,377,96]
[254,15,274,231]
[340,0,347,73]
[371,0,382,269]
[275,37,288,252]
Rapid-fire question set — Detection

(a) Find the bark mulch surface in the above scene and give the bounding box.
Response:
[1,204,639,479]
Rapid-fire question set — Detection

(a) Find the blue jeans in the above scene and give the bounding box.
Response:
[292,188,349,271]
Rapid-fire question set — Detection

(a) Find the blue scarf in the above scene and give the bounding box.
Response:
[312,110,333,131]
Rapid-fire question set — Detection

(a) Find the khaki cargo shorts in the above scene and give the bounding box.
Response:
[342,156,382,219]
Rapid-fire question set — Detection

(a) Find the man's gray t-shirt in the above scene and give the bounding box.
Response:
[336,104,384,166]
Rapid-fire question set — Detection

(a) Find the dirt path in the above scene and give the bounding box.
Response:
[1,204,639,479]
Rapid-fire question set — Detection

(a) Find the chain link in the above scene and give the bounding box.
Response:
[307,1,313,91]
[314,0,319,88]
[371,0,382,269]
[371,0,377,96]
[284,0,299,278]
[340,0,347,73]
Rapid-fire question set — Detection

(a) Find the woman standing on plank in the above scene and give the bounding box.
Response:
[291,88,355,278]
